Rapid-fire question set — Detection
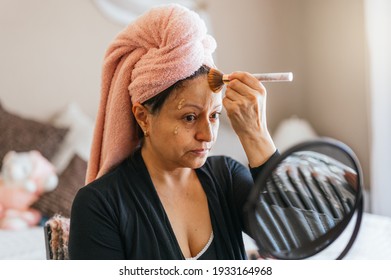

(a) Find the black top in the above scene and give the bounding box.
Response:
[194,234,216,260]
[69,147,278,260]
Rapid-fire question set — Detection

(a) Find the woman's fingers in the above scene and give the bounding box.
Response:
[227,71,266,94]
[223,71,267,128]
[224,71,266,108]
[224,85,241,101]
[226,78,254,97]
[222,71,276,167]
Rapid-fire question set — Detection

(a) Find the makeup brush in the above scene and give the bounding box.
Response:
[207,68,293,92]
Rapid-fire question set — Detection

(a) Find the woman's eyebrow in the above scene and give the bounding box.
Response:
[179,103,222,110]
[179,103,203,110]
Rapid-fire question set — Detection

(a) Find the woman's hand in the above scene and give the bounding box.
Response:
[223,71,276,167]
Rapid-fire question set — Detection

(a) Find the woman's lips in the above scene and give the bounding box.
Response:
[190,148,210,156]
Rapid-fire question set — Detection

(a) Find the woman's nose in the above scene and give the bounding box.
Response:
[196,120,214,142]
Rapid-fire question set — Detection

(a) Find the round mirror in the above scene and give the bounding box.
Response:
[245,138,364,259]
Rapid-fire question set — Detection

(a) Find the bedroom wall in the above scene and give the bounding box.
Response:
[301,0,370,188]
[0,0,121,120]
[207,0,306,131]
[0,0,370,187]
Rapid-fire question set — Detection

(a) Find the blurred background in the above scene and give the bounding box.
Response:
[1,0,390,217]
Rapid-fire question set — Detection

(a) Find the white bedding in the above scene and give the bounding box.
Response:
[0,227,46,260]
[312,212,391,259]
[0,212,390,260]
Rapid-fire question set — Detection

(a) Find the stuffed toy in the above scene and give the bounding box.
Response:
[0,150,58,230]
[1,150,58,193]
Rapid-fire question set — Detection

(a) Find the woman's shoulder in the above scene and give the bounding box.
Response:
[204,154,248,176]
[72,167,122,210]
[206,154,245,167]
[78,156,138,200]
[84,148,145,191]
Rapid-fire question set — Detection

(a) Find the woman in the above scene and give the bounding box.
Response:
[69,4,277,260]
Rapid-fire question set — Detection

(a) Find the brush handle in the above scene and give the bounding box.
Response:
[253,72,293,82]
[222,72,293,83]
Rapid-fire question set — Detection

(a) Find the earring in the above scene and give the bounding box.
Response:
[144,130,149,137]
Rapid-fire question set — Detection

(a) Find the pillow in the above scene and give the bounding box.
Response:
[49,103,94,173]
[0,102,68,169]
[272,115,319,152]
[32,154,87,218]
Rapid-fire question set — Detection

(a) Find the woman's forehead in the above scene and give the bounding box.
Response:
[168,76,222,106]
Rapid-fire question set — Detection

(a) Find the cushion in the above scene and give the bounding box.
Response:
[272,116,318,152]
[32,154,87,218]
[0,102,68,169]
[49,103,94,173]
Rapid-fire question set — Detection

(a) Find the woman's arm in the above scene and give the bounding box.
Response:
[223,71,276,167]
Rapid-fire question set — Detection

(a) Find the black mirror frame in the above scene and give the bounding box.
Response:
[245,137,364,260]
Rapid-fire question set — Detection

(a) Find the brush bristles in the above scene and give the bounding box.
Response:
[207,68,225,93]
[208,68,294,92]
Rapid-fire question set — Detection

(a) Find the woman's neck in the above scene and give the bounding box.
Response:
[140,146,194,189]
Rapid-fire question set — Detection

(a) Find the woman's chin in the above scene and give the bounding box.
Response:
[185,156,208,169]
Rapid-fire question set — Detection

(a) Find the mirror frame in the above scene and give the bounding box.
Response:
[245,137,364,259]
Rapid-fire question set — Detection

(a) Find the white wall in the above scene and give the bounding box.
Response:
[302,0,370,188]
[208,0,307,130]
[365,0,391,216]
[0,0,122,120]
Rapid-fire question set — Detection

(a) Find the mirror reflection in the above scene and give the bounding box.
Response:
[251,148,358,258]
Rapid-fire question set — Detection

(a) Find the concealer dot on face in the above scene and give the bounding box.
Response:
[173,125,179,135]
[177,98,185,110]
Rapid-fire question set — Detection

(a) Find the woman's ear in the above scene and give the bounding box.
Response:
[132,102,150,132]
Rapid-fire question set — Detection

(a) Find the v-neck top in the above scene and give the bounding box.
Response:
[186,231,216,260]
[69,147,278,260]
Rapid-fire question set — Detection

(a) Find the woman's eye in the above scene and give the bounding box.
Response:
[211,112,221,121]
[184,114,196,122]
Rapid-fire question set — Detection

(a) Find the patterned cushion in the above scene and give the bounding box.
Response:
[0,102,68,168]
[32,154,87,218]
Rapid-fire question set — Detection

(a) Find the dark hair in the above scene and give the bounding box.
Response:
[136,65,210,138]
[143,64,210,113]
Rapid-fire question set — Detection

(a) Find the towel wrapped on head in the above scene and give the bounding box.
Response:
[86,4,216,183]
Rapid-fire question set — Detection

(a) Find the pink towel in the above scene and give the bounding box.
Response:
[86,4,216,183]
